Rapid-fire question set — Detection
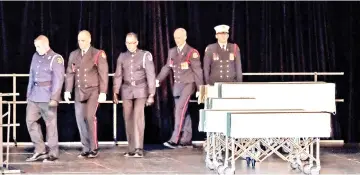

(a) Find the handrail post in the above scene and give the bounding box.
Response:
[0,93,3,169]
[314,72,318,82]
[6,102,11,168]
[12,74,17,146]
[113,103,117,145]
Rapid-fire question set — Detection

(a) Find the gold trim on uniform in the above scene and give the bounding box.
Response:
[229,53,234,60]
[213,53,219,60]
[180,62,189,70]
[192,52,199,58]
[101,52,106,58]
[57,57,63,64]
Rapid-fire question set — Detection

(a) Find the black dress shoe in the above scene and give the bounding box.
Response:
[25,152,47,162]
[178,142,193,148]
[88,150,99,158]
[124,152,135,157]
[78,152,90,158]
[133,148,144,158]
[163,141,178,149]
[43,155,58,162]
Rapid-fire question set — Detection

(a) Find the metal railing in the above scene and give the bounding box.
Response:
[0,72,344,146]
[0,93,21,173]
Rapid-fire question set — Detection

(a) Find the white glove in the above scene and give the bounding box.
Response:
[98,93,106,103]
[196,91,200,98]
[64,92,71,104]
[156,79,160,87]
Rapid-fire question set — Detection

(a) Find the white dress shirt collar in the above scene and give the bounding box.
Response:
[218,42,227,49]
[82,47,90,56]
[177,42,186,52]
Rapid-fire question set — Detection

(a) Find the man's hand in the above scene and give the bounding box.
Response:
[98,93,106,103]
[146,95,154,106]
[156,79,160,87]
[113,93,119,104]
[49,100,58,107]
[64,92,71,104]
[196,91,200,98]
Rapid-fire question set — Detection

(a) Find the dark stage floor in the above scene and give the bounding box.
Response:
[2,144,360,174]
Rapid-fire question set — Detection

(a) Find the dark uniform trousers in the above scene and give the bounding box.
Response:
[26,49,65,158]
[113,49,156,152]
[74,87,99,152]
[65,46,109,153]
[169,83,195,144]
[122,97,147,152]
[26,101,59,157]
[157,44,204,145]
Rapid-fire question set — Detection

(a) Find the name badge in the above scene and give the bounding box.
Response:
[180,62,189,70]
[213,53,219,61]
[229,53,234,60]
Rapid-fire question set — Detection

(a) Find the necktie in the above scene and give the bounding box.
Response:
[82,50,86,56]
[222,45,226,51]
[177,48,181,53]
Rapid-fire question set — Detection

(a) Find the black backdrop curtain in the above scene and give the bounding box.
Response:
[0,1,359,143]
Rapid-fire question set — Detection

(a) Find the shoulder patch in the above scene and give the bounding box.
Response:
[192,52,199,58]
[56,56,64,64]
[101,51,106,58]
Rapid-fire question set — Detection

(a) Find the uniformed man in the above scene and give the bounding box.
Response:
[113,32,156,158]
[156,28,204,148]
[203,24,242,85]
[25,35,65,162]
[64,30,109,158]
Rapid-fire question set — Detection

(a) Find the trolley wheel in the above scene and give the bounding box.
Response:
[246,157,251,166]
[303,163,312,174]
[310,166,320,175]
[224,167,235,175]
[290,162,299,170]
[217,165,226,174]
[206,159,215,170]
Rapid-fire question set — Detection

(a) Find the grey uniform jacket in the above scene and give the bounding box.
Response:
[113,49,156,100]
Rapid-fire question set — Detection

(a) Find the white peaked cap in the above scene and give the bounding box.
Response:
[214,24,230,33]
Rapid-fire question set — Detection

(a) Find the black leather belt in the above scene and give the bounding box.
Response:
[124,79,147,86]
[33,81,51,86]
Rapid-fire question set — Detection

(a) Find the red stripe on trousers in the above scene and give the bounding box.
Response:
[175,95,191,143]
[93,103,99,149]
